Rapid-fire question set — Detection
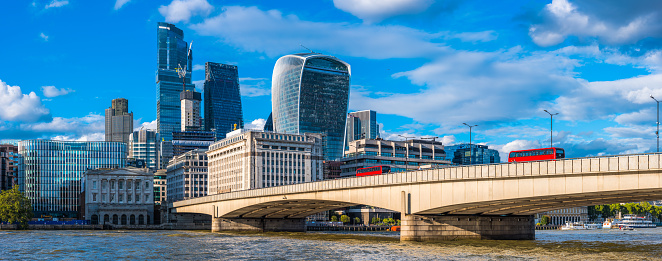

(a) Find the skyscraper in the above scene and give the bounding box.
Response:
[180,90,202,131]
[129,129,160,170]
[271,53,351,160]
[105,98,133,143]
[204,62,243,139]
[344,110,379,148]
[157,22,195,164]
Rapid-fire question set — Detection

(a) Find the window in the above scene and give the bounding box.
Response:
[110,181,115,189]
[136,181,140,189]
[101,194,106,202]
[119,180,124,189]
[92,181,97,189]
[92,193,97,202]
[127,181,132,189]
[102,181,107,189]
[119,194,124,203]
[128,194,132,202]
[145,194,149,202]
[135,194,139,202]
[110,194,115,202]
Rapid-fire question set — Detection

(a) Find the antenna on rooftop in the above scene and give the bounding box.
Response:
[300,44,314,53]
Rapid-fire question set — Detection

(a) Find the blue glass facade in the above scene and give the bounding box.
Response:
[204,62,243,140]
[157,22,195,162]
[272,53,350,160]
[444,144,501,165]
[18,140,127,218]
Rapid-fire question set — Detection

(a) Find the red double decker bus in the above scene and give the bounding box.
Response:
[356,166,391,177]
[508,148,565,162]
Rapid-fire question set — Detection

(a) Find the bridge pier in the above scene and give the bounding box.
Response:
[401,215,535,241]
[211,217,306,232]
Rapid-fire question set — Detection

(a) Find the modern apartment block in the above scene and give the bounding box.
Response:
[206,130,323,195]
[0,144,20,191]
[444,144,501,165]
[18,140,127,218]
[156,22,195,164]
[341,139,451,177]
[166,150,208,201]
[204,62,243,140]
[129,129,160,170]
[345,110,379,148]
[105,98,133,143]
[82,168,154,225]
[271,53,350,161]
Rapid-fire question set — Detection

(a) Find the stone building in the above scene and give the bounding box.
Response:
[537,207,589,225]
[105,98,134,144]
[82,168,154,225]
[166,150,208,201]
[207,130,323,194]
[154,169,167,205]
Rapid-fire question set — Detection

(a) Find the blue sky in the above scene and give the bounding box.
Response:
[2,0,662,161]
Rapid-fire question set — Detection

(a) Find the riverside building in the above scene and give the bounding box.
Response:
[82,168,154,225]
[271,53,350,161]
[166,150,208,201]
[18,140,127,218]
[207,130,323,194]
[128,129,160,171]
[341,139,451,177]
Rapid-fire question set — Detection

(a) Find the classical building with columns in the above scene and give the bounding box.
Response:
[82,168,154,225]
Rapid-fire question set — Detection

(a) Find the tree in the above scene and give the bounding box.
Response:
[382,218,396,225]
[0,185,33,229]
[340,215,350,223]
[354,217,361,225]
[330,215,338,222]
[371,217,381,225]
[540,215,550,225]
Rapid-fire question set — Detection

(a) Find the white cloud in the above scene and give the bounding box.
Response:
[52,133,104,141]
[190,6,448,59]
[333,0,434,23]
[39,33,48,41]
[45,0,69,9]
[244,118,266,130]
[41,86,73,98]
[239,77,270,97]
[529,0,662,47]
[192,80,204,92]
[134,119,157,131]
[159,0,213,23]
[114,0,131,10]
[0,80,51,122]
[491,139,542,161]
[192,64,205,71]
[447,31,498,43]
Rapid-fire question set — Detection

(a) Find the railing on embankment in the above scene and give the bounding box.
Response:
[535,225,562,230]
[306,225,393,231]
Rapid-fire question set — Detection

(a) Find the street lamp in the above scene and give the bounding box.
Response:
[543,110,558,148]
[398,134,415,172]
[462,123,477,145]
[651,95,660,152]
[462,123,477,165]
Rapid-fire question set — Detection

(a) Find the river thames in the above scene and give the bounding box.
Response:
[2,229,662,260]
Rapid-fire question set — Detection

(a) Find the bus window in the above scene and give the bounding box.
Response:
[556,149,565,159]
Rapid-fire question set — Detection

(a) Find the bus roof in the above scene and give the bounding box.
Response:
[509,147,563,153]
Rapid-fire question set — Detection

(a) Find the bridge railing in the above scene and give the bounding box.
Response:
[174,153,662,207]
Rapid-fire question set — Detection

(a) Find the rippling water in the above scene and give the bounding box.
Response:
[2,228,662,260]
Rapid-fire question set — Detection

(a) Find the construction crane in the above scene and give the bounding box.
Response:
[177,41,193,91]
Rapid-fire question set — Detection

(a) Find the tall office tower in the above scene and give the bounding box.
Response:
[180,90,202,131]
[263,112,273,132]
[129,129,160,170]
[0,144,20,191]
[345,110,379,147]
[105,98,133,143]
[272,53,351,161]
[204,62,243,139]
[157,22,195,165]
[18,140,127,218]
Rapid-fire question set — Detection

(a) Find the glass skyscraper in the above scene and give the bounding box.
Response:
[204,62,243,140]
[344,110,379,149]
[18,140,127,218]
[444,144,501,165]
[156,22,195,163]
[272,53,351,160]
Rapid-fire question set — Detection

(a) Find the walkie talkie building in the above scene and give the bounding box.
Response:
[271,53,350,160]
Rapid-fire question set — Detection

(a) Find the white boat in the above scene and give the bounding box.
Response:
[585,223,602,230]
[602,220,614,229]
[614,215,656,228]
[562,222,588,230]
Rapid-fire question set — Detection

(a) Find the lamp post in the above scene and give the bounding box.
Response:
[651,95,660,152]
[398,134,415,172]
[462,123,477,165]
[543,110,558,148]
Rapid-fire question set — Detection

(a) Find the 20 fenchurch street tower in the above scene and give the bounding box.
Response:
[271,53,350,160]
[204,62,243,140]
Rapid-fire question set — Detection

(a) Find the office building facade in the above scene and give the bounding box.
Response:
[154,169,167,205]
[341,139,451,177]
[128,129,160,170]
[156,22,195,164]
[171,131,215,157]
[18,140,127,218]
[166,150,208,201]
[0,144,20,191]
[207,130,323,194]
[82,168,154,225]
[204,62,243,140]
[271,53,350,161]
[444,144,501,165]
[105,98,133,144]
[345,110,379,148]
[180,90,202,131]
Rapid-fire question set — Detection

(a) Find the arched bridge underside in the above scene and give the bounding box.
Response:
[173,153,662,241]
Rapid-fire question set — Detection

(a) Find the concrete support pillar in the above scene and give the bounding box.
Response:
[401,215,535,241]
[212,217,306,232]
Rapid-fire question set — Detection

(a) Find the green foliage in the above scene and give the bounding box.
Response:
[330,215,338,222]
[0,185,33,229]
[354,217,361,224]
[396,219,401,226]
[382,218,396,225]
[540,215,550,225]
[370,217,381,225]
[590,203,662,219]
[340,215,350,223]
